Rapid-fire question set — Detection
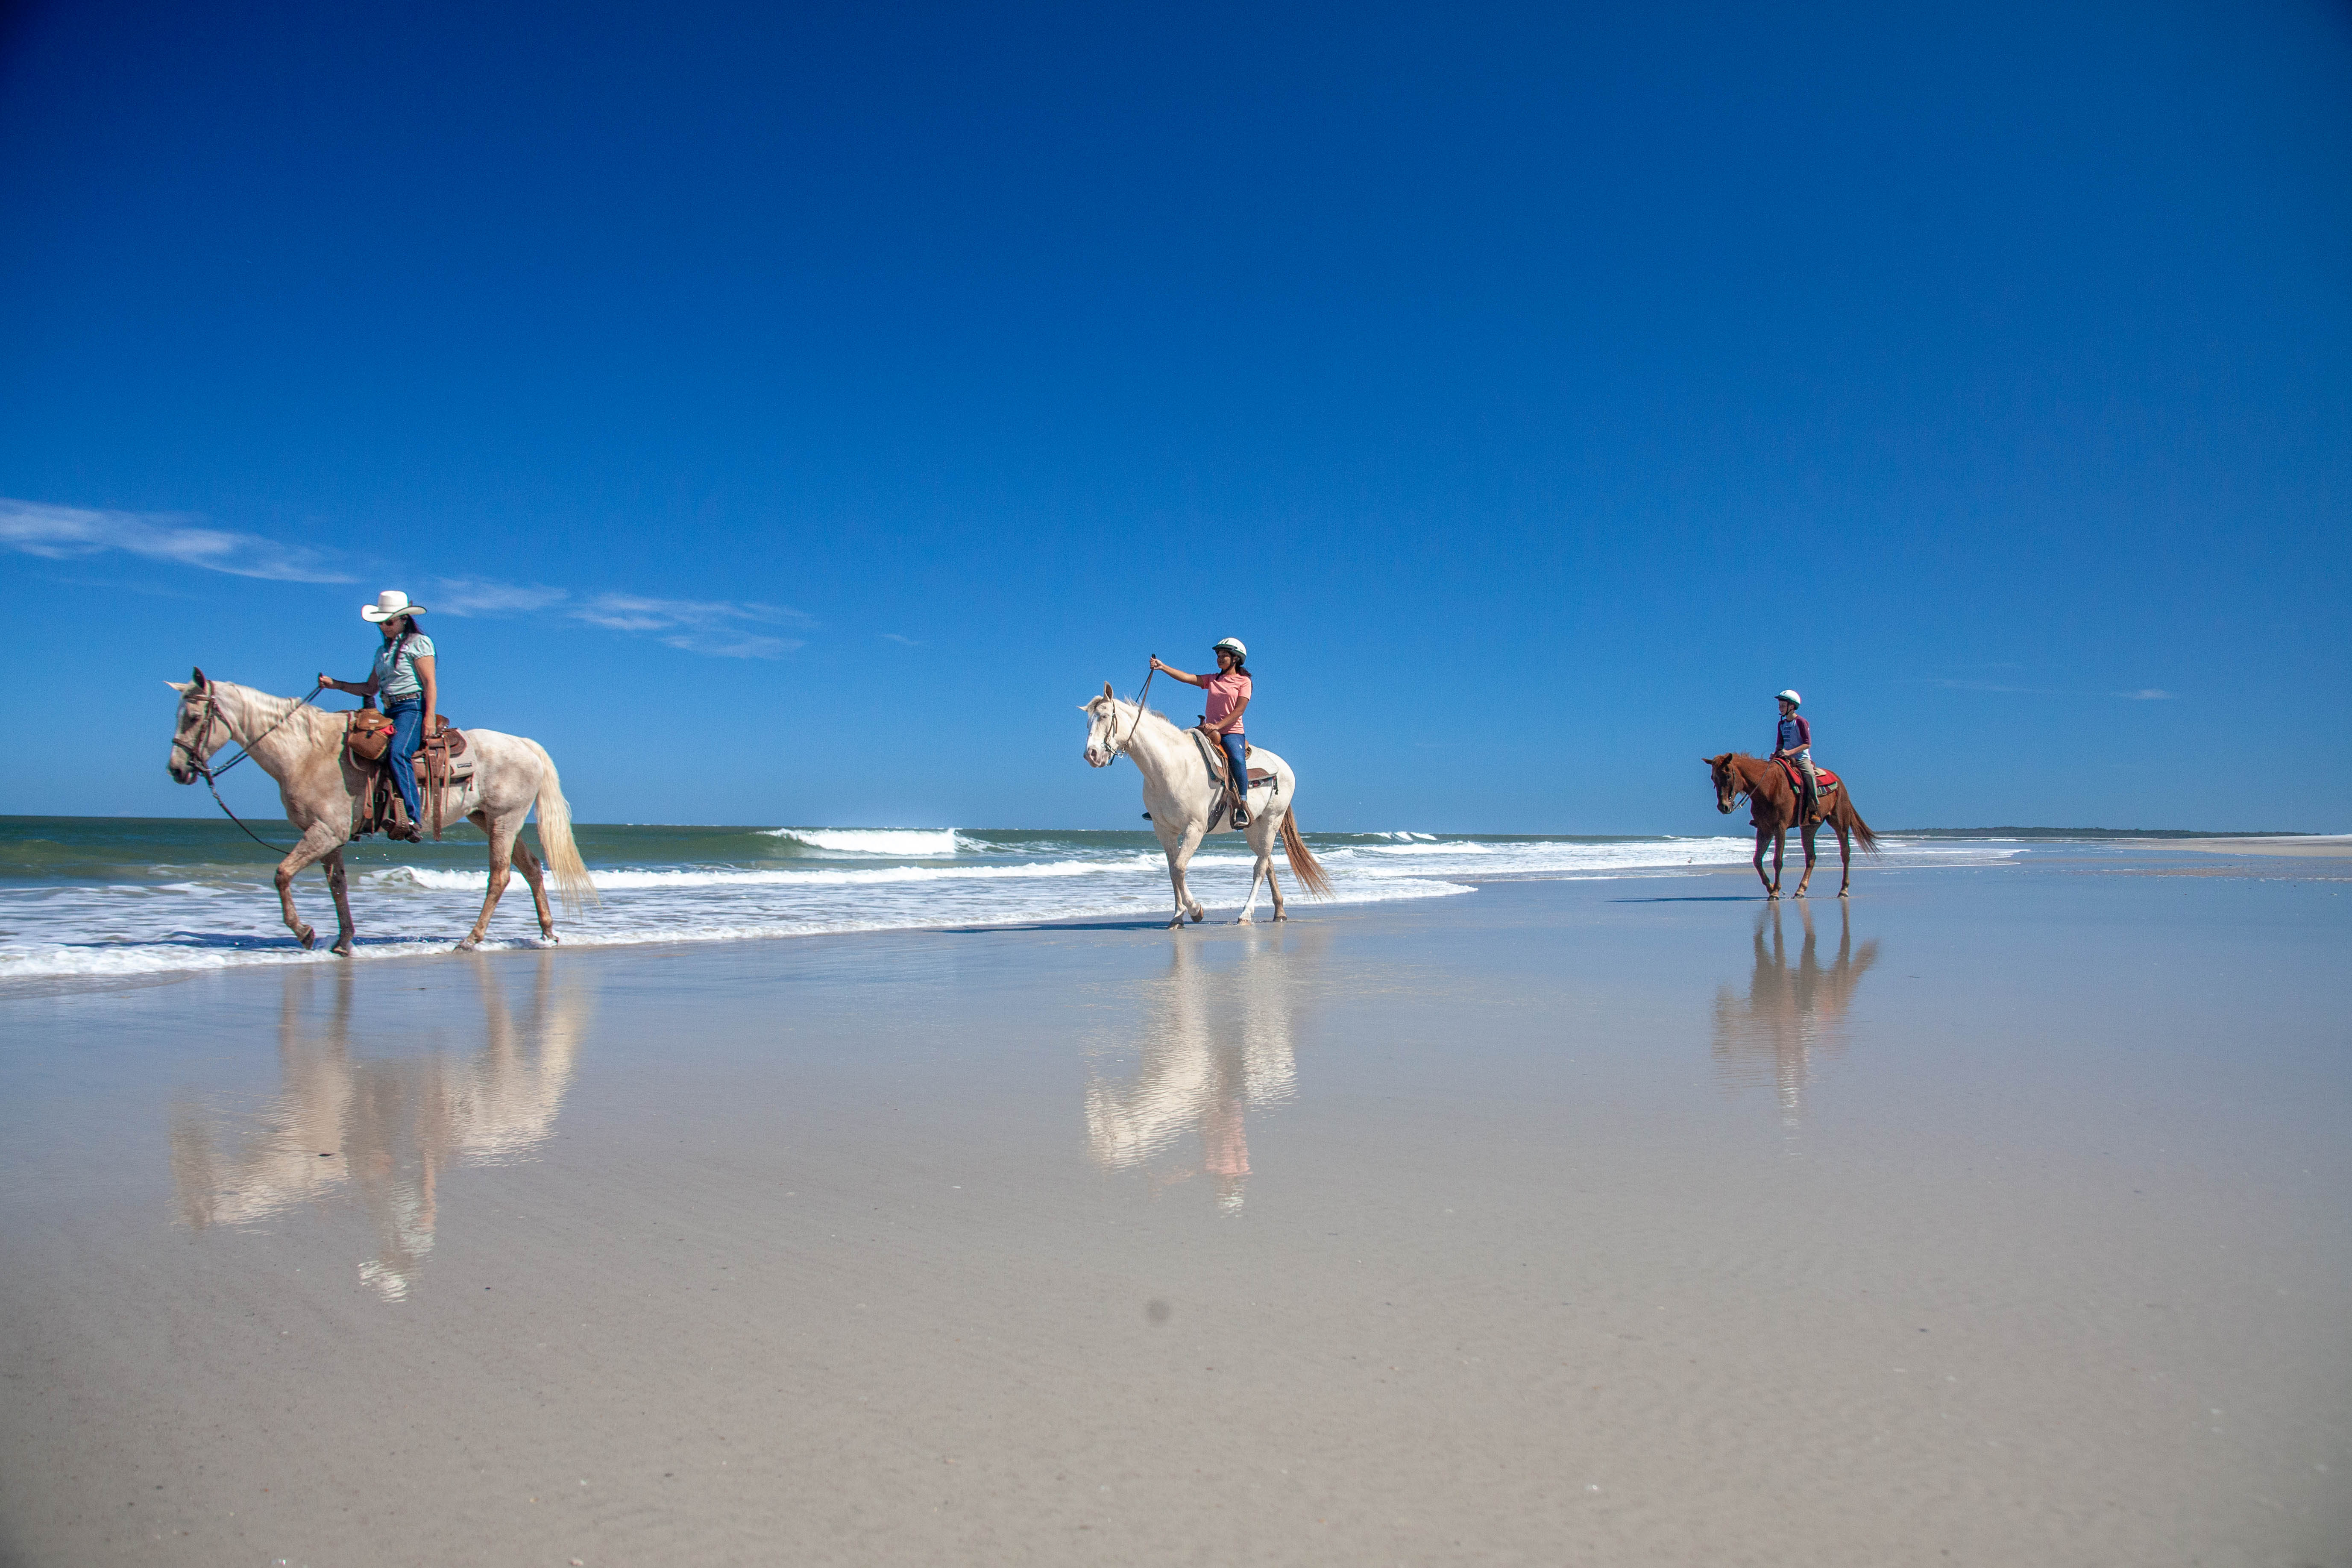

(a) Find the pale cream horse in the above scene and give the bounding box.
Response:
[1081,686,1333,927]
[165,669,597,953]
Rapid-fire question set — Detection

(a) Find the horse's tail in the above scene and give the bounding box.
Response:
[1843,793,1880,854]
[1280,811,1335,898]
[525,741,601,913]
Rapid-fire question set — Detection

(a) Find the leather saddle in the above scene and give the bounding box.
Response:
[1190,726,1273,800]
[1777,757,1840,796]
[344,710,474,840]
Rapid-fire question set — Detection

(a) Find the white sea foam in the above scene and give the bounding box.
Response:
[0,830,2024,986]
[761,826,961,856]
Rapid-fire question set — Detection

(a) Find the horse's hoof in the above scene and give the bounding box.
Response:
[331,937,352,957]
[294,925,316,950]
[454,937,480,953]
[1838,889,1850,899]
[1235,916,1252,925]
[1273,912,1288,922]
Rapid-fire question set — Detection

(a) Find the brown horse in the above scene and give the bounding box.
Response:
[1704,753,1879,899]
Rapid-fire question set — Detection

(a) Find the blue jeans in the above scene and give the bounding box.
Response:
[1220,733,1249,810]
[386,698,425,822]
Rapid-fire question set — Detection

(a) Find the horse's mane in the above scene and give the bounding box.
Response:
[214,681,342,747]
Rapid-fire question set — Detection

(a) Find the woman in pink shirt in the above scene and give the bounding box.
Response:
[1151,638,1255,828]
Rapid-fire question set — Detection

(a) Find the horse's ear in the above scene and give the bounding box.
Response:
[1103,681,1114,700]
[191,666,208,688]
[167,680,191,695]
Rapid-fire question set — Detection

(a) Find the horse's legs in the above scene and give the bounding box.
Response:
[323,848,355,956]
[273,825,346,950]
[1237,818,1281,923]
[1795,823,1819,898]
[1753,828,1778,898]
[1835,818,1853,897]
[1267,860,1287,922]
[458,815,522,951]
[507,832,557,938]
[1165,824,1209,928]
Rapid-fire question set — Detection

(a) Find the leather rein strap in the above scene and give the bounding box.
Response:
[174,683,325,854]
[1106,664,1155,765]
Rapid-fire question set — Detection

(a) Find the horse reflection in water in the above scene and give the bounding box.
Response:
[169,953,593,1299]
[1085,929,1327,1212]
[1711,900,1878,1133]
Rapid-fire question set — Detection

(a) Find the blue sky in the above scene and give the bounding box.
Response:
[3,0,2347,833]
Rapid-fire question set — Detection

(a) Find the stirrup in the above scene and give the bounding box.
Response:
[1231,806,1250,829]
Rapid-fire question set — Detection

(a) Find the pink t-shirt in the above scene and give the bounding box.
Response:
[1203,669,1251,732]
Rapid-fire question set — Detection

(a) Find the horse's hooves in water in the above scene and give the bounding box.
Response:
[331,937,352,957]
[454,937,479,953]
[294,925,315,950]
[1273,912,1288,922]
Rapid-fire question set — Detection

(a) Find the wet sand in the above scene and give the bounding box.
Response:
[1,856,2346,1566]
[2169,835,2352,858]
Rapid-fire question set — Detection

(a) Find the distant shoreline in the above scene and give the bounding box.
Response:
[1877,826,2320,839]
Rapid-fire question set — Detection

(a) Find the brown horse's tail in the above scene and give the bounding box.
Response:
[1280,811,1335,898]
[525,740,601,914]
[1843,793,1880,854]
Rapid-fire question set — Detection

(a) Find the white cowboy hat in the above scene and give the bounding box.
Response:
[361,589,428,622]
[1775,689,1802,706]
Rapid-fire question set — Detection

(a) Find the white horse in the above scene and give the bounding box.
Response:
[1081,684,1334,927]
[165,669,598,954]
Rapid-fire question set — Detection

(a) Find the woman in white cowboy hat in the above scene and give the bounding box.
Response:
[1151,637,1255,829]
[320,591,437,841]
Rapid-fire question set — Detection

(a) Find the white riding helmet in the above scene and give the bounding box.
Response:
[1214,637,1247,658]
[1775,689,1802,706]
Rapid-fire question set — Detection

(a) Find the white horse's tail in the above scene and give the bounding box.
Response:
[525,741,600,914]
[1280,812,1335,898]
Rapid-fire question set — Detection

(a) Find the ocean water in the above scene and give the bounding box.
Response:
[0,816,2023,986]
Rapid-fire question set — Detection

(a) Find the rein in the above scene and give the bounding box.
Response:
[176,683,326,853]
[1106,663,1156,765]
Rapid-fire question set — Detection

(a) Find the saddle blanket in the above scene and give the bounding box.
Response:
[1779,759,1840,794]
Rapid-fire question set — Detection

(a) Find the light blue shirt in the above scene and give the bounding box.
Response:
[372,631,435,701]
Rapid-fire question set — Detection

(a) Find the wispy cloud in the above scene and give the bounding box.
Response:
[569,594,809,659]
[3,499,815,659]
[1,496,352,583]
[882,632,923,646]
[1909,675,2179,701]
[429,577,570,616]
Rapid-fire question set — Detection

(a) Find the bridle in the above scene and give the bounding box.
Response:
[173,681,326,851]
[1100,662,1156,766]
[1716,758,1751,814]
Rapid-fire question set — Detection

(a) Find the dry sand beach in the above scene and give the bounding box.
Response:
[1,847,2347,1567]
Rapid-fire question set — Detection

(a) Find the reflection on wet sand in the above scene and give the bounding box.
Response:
[1085,929,1328,1212]
[169,953,594,1299]
[1712,900,1878,1130]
